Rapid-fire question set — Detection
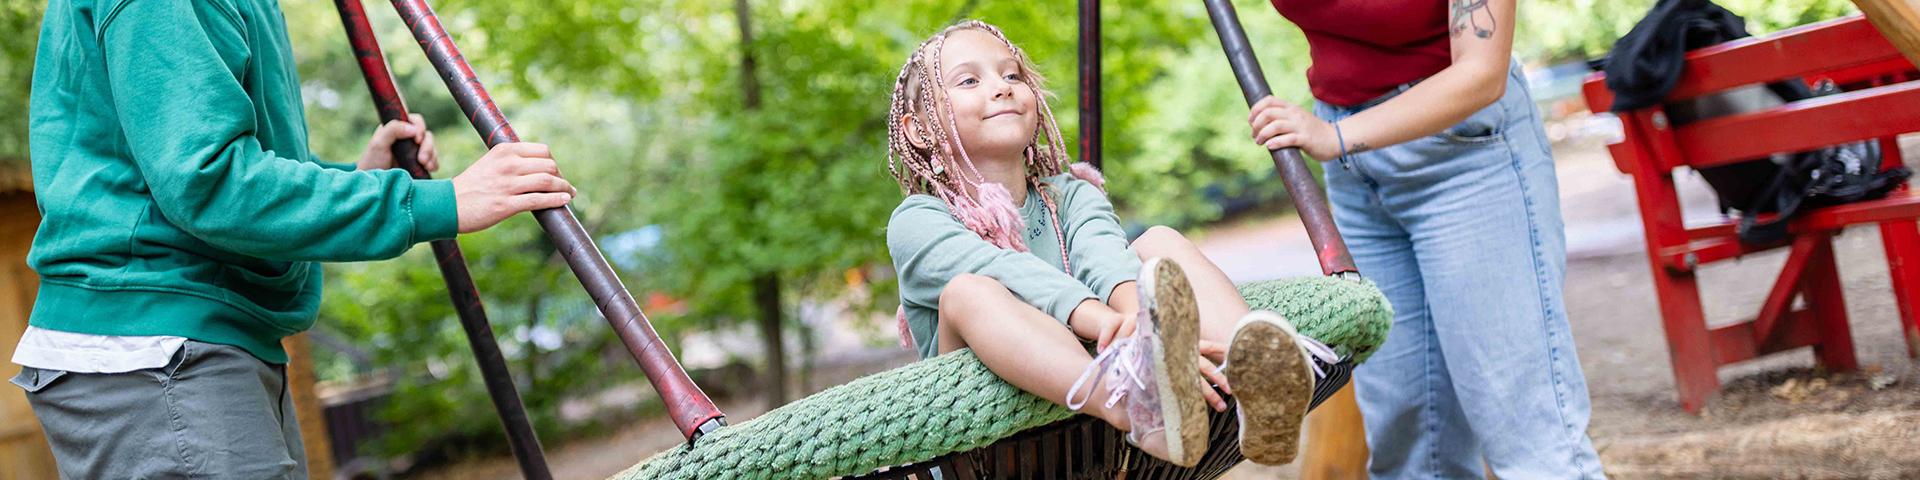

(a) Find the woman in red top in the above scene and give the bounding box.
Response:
[1246,1,1605,478]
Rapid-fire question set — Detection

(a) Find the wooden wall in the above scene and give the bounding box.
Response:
[0,191,56,480]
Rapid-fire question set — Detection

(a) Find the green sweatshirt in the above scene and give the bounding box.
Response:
[888,173,1142,359]
[25,0,458,363]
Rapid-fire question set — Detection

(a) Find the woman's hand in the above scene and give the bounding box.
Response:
[1247,96,1342,160]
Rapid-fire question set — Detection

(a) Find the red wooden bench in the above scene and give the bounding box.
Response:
[1581,14,1920,412]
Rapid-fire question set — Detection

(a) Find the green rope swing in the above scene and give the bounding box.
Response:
[614,275,1391,480]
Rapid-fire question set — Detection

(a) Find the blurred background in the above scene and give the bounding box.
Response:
[0,0,1905,478]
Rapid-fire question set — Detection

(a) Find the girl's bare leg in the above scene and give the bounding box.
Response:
[1131,226,1251,347]
[935,273,1131,431]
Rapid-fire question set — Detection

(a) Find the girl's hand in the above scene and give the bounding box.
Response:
[1094,310,1136,353]
[1198,341,1230,411]
[1198,339,1227,368]
[1093,309,1230,411]
[1247,96,1342,161]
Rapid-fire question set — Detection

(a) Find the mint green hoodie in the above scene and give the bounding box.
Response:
[25,0,458,363]
[888,174,1142,359]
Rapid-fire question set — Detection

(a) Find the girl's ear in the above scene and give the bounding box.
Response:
[903,112,932,151]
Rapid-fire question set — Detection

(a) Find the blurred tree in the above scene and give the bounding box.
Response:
[1,0,43,165]
[0,0,1872,467]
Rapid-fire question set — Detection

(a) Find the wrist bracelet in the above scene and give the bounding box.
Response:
[1334,120,1349,162]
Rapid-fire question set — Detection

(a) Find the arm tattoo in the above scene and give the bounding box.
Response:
[1450,0,1495,39]
[1349,142,1372,154]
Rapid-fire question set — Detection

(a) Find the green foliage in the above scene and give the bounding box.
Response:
[0,0,1872,465]
[0,0,42,165]
[283,0,674,460]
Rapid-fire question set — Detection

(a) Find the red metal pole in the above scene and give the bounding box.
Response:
[386,0,727,443]
[332,1,554,476]
[1200,0,1359,277]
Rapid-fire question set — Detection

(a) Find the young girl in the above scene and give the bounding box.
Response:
[884,20,1348,466]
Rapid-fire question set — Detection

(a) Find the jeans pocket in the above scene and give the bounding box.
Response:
[1428,88,1510,147]
[1435,128,1506,146]
[1431,109,1507,146]
[9,366,70,394]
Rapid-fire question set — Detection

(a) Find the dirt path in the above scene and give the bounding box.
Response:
[410,139,1920,479]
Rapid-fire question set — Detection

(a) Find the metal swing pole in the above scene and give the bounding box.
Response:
[1079,0,1102,169]
[386,0,728,444]
[331,1,553,477]
[1201,0,1360,278]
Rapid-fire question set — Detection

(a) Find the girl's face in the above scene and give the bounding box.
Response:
[935,29,1039,161]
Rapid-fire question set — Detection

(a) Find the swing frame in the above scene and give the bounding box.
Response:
[333,0,1356,477]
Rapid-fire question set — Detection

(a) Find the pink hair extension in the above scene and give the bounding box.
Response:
[1067,162,1107,191]
[896,306,914,349]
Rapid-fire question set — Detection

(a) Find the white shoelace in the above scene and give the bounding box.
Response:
[1214,331,1342,378]
[1297,334,1339,377]
[1065,337,1149,411]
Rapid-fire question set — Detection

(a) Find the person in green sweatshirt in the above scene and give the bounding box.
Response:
[7,1,576,477]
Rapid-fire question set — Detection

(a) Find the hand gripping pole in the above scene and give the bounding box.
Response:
[1201,0,1360,278]
[333,1,553,476]
[388,0,727,444]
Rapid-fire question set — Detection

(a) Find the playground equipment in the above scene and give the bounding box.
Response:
[331,2,551,477]
[333,0,1388,476]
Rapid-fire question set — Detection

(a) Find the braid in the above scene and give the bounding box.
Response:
[885,20,1079,256]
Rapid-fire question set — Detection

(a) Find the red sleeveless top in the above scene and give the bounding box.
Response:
[1271,0,1452,106]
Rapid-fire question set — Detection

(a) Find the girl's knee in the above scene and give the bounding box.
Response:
[1132,225,1193,256]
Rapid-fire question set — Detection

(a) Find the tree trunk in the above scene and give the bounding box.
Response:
[754,274,787,407]
[734,0,785,409]
[734,0,761,110]
[524,295,542,388]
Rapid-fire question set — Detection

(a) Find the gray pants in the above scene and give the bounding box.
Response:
[10,340,308,479]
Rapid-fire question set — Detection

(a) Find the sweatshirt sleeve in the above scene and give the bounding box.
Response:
[98,0,457,262]
[314,153,358,172]
[1056,178,1142,303]
[888,196,1096,325]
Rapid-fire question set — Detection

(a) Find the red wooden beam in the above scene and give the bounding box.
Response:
[1799,189,1920,230]
[1659,192,1920,269]
[1669,16,1901,101]
[1711,309,1822,366]
[1676,81,1920,168]
[1751,234,1824,341]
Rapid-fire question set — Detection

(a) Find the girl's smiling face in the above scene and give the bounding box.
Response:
[936,28,1039,161]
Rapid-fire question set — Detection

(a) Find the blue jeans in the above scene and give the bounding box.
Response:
[1315,60,1605,479]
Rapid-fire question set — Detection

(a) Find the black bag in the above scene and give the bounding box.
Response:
[1735,82,1910,244]
[1665,83,1803,215]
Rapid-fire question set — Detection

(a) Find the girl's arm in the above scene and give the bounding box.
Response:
[890,197,1101,326]
[1054,178,1146,313]
[1045,178,1145,346]
[1249,0,1517,159]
